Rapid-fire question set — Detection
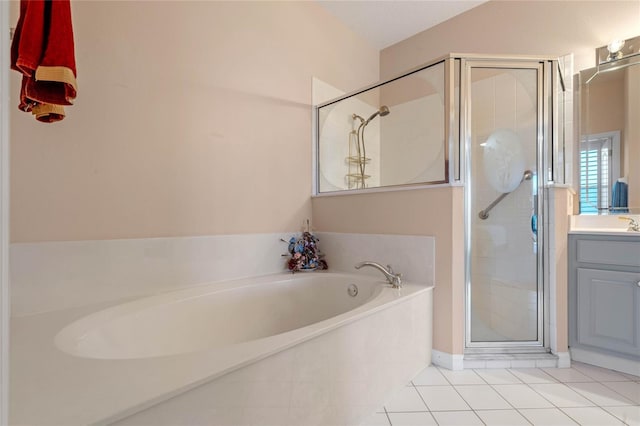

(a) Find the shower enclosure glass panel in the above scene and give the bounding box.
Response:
[466,64,543,346]
[316,61,446,193]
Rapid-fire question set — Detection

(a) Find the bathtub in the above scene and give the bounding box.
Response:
[11,272,433,425]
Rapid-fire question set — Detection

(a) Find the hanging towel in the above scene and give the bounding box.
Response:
[611,180,628,210]
[11,0,77,122]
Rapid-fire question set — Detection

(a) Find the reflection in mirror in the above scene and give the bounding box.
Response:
[317,61,446,193]
[578,48,639,214]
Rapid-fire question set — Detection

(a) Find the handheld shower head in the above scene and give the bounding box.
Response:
[365,105,390,123]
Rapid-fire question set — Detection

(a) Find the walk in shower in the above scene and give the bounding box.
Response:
[315,55,566,355]
[463,60,553,353]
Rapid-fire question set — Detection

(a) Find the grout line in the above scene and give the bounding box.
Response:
[483,381,527,412]
[523,379,579,408]
[556,406,598,426]
[383,407,392,426]
[469,409,488,426]
[409,382,432,412]
[512,407,535,426]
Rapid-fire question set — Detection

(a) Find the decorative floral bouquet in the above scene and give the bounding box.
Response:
[282,231,328,272]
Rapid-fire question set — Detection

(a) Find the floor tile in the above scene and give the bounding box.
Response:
[437,368,486,385]
[362,363,640,426]
[454,385,511,410]
[542,368,594,383]
[529,383,595,407]
[604,405,640,426]
[510,368,558,384]
[493,384,555,409]
[412,366,450,386]
[571,362,633,382]
[475,409,530,426]
[386,411,437,426]
[568,382,635,406]
[416,385,471,411]
[360,412,391,426]
[474,368,523,384]
[519,408,579,425]
[561,406,625,425]
[602,381,640,404]
[384,386,428,413]
[431,410,484,426]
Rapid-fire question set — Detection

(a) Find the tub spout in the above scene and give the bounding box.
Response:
[355,261,402,288]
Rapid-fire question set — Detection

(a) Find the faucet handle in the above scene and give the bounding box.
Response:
[386,264,394,274]
[619,216,640,232]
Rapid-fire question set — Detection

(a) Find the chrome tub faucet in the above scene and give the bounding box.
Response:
[355,261,402,288]
[619,216,640,232]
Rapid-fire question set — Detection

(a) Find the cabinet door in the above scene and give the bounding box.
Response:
[577,268,640,357]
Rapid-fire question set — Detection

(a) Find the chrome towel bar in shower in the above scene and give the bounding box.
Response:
[478,170,533,220]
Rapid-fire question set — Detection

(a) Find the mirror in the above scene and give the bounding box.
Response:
[578,53,639,214]
[316,60,447,193]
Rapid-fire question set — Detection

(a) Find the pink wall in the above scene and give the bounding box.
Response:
[10,1,379,243]
[380,1,640,80]
[313,187,466,355]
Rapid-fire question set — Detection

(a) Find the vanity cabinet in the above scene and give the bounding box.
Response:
[568,233,640,362]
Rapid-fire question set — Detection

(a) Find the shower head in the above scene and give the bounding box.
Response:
[365,105,390,124]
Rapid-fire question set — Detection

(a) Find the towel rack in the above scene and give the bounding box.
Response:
[478,170,533,220]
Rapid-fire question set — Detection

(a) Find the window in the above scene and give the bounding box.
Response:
[579,131,620,213]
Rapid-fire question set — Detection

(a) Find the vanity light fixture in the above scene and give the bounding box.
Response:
[606,39,625,61]
[596,34,639,69]
[584,34,640,84]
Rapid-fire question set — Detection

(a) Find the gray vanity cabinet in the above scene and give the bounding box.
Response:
[568,233,640,359]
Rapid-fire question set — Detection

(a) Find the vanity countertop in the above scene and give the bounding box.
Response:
[569,228,640,237]
[569,215,640,237]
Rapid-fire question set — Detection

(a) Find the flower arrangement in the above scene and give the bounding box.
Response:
[282,229,328,272]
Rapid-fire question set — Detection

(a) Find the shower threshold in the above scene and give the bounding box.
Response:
[463,350,561,369]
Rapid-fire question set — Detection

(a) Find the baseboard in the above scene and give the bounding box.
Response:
[555,351,571,368]
[432,349,464,370]
[570,347,640,376]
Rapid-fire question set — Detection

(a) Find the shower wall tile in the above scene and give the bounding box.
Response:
[10,233,293,316]
[315,232,435,285]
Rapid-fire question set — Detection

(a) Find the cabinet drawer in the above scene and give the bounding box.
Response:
[577,240,640,267]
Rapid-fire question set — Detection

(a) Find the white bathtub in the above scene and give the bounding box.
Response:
[55,273,384,360]
[12,272,433,425]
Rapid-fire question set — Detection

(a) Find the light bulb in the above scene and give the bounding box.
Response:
[607,40,625,60]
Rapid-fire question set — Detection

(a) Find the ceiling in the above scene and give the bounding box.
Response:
[316,0,487,50]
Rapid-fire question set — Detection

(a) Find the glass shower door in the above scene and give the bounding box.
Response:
[465,62,544,348]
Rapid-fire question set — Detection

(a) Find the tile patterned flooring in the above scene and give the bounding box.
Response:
[362,362,640,426]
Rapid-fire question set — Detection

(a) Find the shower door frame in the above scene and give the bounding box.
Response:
[461,57,555,353]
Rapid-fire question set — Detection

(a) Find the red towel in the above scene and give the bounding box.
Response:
[11,0,77,123]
